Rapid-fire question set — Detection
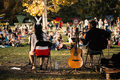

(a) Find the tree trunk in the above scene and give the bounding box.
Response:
[4,0,15,10]
[42,0,48,30]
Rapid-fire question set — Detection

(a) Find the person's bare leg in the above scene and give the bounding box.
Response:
[29,55,35,69]
[90,55,94,66]
[40,57,45,69]
[90,55,93,62]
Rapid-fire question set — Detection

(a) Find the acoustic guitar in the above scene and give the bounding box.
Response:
[68,28,83,68]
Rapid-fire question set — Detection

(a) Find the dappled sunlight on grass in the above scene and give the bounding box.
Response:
[0,26,120,79]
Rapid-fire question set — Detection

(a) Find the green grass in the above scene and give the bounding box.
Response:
[0,44,120,80]
[0,44,120,65]
[0,26,120,79]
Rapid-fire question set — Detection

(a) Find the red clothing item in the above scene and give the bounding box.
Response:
[118,41,120,46]
[33,49,49,56]
[59,21,63,28]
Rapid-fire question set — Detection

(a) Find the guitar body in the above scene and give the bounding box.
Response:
[68,47,83,68]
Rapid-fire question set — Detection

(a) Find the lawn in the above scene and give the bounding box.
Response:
[0,44,120,80]
[0,27,120,80]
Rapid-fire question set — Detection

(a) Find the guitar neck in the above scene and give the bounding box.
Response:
[74,28,80,56]
[75,28,79,48]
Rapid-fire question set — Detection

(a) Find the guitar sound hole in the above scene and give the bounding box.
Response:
[72,60,80,61]
[74,53,78,56]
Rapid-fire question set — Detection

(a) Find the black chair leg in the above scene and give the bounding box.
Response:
[84,53,88,67]
[28,59,31,65]
[46,57,49,69]
[84,52,104,72]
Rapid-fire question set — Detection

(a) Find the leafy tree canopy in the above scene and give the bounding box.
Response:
[22,0,78,16]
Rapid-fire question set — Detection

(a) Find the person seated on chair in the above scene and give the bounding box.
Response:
[82,20,111,63]
[29,23,52,70]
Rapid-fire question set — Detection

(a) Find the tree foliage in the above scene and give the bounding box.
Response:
[71,0,120,19]
[2,0,120,23]
[22,0,78,16]
[52,0,120,22]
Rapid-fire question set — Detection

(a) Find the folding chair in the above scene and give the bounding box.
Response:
[33,41,52,70]
[84,50,104,71]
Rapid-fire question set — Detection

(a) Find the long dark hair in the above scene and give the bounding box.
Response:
[34,24,43,41]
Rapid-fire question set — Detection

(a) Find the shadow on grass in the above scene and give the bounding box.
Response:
[0,65,120,80]
[0,65,106,80]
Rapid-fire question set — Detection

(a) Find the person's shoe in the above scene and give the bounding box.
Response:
[32,65,35,70]
[55,48,58,51]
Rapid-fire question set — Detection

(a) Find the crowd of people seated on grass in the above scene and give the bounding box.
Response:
[38,30,70,50]
[64,17,120,48]
[1,17,120,49]
[0,25,28,48]
[0,23,69,50]
[45,18,119,49]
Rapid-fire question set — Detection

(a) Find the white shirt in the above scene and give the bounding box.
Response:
[85,19,89,26]
[98,20,103,28]
[30,33,47,53]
